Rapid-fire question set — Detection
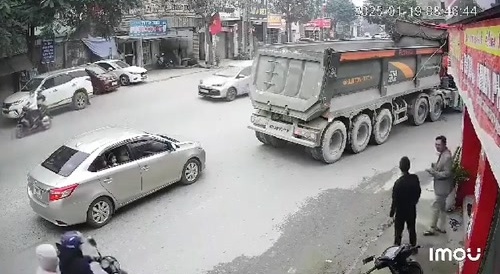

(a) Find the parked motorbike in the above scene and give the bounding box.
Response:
[15,102,51,139]
[362,244,422,274]
[87,237,128,274]
[155,53,174,69]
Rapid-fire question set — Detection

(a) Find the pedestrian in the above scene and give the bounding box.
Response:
[424,135,454,236]
[390,156,421,248]
[35,244,59,274]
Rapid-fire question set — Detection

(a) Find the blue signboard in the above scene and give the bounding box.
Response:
[41,40,55,64]
[129,20,168,37]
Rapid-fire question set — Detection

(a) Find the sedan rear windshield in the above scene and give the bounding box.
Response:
[41,146,90,177]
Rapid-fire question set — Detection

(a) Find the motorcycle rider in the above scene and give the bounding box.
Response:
[57,231,95,274]
[35,244,58,274]
[24,94,48,129]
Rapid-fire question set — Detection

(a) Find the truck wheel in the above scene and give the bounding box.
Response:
[371,108,393,145]
[428,95,443,122]
[307,147,322,161]
[315,120,347,164]
[255,131,269,144]
[349,114,372,153]
[409,95,429,126]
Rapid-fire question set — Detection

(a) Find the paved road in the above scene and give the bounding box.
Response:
[0,70,462,274]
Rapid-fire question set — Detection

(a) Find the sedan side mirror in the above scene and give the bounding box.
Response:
[87,236,97,247]
[108,68,114,72]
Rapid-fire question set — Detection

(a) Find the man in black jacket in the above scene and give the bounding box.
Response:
[390,156,422,247]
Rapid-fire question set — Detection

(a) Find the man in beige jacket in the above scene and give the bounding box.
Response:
[424,135,454,236]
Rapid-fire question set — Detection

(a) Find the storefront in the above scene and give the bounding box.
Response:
[304,18,333,40]
[447,3,500,273]
[117,20,195,68]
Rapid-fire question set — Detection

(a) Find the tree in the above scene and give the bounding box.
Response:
[272,0,311,42]
[187,0,235,65]
[326,0,357,37]
[0,0,140,59]
[361,0,421,34]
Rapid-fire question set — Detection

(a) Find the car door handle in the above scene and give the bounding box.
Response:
[141,165,150,171]
[103,178,113,184]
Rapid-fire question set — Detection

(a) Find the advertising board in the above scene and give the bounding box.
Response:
[448,17,500,183]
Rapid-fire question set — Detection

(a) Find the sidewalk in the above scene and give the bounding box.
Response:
[353,175,464,274]
[145,59,253,83]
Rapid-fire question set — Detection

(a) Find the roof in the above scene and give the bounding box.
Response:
[260,40,410,54]
[65,126,147,154]
[35,66,87,78]
[95,59,121,63]
[228,60,254,67]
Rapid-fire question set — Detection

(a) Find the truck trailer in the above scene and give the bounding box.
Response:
[248,21,458,164]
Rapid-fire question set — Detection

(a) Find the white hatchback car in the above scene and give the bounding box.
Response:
[94,60,148,86]
[198,61,253,101]
[2,68,93,119]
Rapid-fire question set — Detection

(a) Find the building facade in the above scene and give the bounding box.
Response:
[446,0,500,272]
[116,0,199,68]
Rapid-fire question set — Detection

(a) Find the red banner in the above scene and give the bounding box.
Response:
[305,18,332,29]
[449,18,500,147]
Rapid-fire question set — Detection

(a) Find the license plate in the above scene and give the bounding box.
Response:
[112,81,117,85]
[199,88,209,93]
[266,120,292,135]
[33,186,42,199]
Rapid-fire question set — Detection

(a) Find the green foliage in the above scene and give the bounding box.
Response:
[0,0,140,58]
[271,0,311,23]
[326,0,357,25]
[187,0,235,20]
[452,146,470,185]
[361,0,421,33]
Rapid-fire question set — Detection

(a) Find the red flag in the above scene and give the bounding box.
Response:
[209,12,222,35]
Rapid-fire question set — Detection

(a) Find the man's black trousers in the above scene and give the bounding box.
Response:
[394,213,417,246]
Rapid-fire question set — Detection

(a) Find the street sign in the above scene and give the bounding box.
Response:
[41,40,55,64]
[129,20,168,37]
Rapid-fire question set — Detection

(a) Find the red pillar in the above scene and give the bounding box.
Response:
[461,154,498,274]
[456,108,482,207]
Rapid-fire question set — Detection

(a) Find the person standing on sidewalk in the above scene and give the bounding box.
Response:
[390,156,421,247]
[424,135,454,236]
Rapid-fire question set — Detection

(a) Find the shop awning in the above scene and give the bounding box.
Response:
[0,54,33,77]
[82,36,119,59]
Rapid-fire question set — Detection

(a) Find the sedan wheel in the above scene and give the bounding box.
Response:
[120,75,130,86]
[180,159,201,185]
[86,197,114,228]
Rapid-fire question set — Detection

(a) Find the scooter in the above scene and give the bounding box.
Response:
[362,244,422,274]
[15,103,51,139]
[87,237,128,274]
[155,53,174,69]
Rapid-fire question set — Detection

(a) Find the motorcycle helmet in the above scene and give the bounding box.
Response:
[60,231,84,249]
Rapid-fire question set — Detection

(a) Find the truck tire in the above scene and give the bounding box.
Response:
[307,147,322,161]
[428,95,443,122]
[315,120,347,164]
[267,135,287,147]
[371,108,393,145]
[255,131,269,144]
[409,95,429,126]
[349,114,372,153]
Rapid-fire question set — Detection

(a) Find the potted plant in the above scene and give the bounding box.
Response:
[447,146,470,212]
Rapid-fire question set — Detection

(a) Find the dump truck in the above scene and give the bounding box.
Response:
[248,21,458,164]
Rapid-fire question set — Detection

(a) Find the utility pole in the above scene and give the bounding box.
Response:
[264,0,270,44]
[320,2,326,41]
[242,0,247,54]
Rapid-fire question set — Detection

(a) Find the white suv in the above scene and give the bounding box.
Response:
[2,67,94,119]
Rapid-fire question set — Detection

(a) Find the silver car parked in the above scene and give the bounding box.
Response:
[27,126,206,228]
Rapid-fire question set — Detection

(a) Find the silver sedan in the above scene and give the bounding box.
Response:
[27,126,206,228]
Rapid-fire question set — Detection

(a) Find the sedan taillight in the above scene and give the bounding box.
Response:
[49,184,79,202]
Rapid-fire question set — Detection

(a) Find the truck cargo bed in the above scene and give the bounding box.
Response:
[250,38,444,122]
